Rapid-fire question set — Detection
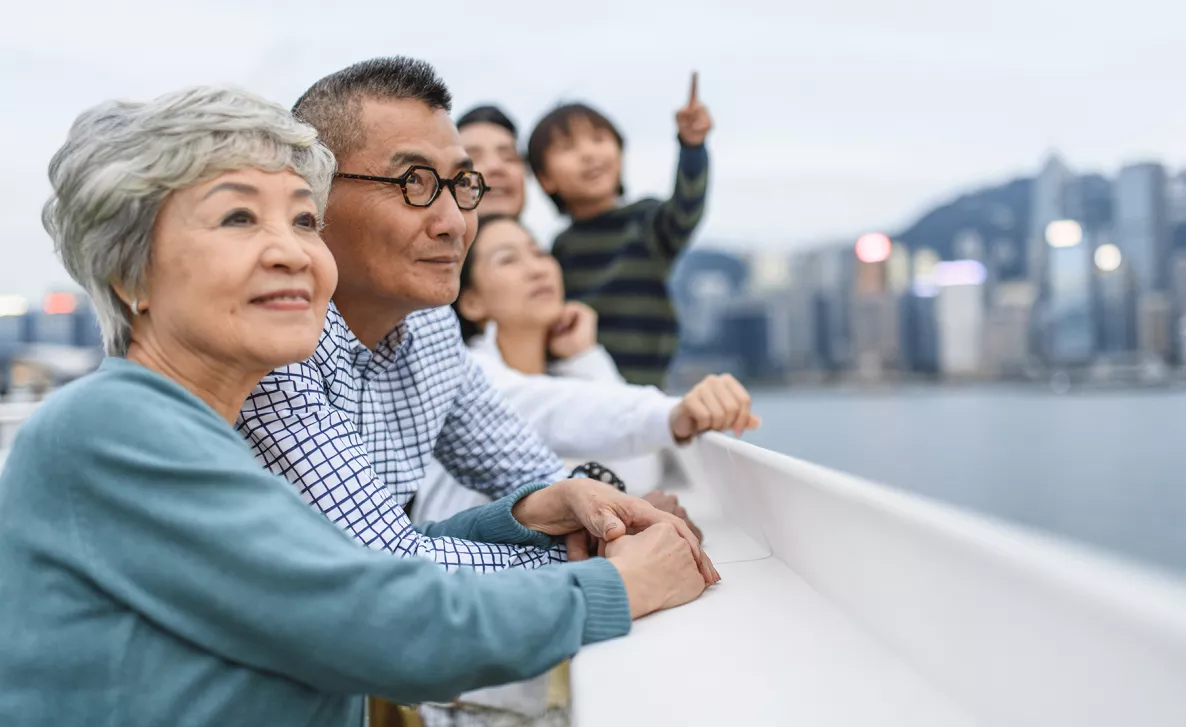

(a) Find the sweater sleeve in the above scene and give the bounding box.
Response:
[475,350,679,460]
[57,378,630,705]
[648,142,709,261]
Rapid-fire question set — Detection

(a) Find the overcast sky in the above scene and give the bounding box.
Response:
[3,0,1184,300]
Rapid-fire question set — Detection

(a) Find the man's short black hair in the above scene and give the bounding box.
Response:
[527,103,625,215]
[457,105,517,140]
[293,57,452,160]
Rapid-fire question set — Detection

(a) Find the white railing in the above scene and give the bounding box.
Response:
[571,433,1186,727]
[0,401,37,455]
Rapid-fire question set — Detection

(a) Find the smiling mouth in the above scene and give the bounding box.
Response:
[581,166,610,182]
[250,290,312,309]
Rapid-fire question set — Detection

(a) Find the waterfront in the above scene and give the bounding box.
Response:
[747,386,1186,578]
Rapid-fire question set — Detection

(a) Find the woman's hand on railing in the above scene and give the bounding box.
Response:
[511,478,718,584]
[670,373,761,443]
[606,522,715,619]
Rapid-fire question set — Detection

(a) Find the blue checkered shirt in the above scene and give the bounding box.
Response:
[236,303,569,572]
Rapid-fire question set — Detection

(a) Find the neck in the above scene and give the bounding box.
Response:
[125,338,262,425]
[333,291,412,350]
[495,324,549,375]
[567,195,616,222]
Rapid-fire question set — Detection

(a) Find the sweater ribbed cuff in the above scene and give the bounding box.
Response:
[566,558,632,644]
[475,482,555,549]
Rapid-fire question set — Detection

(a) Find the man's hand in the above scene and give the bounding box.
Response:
[675,71,713,147]
[512,478,718,584]
[642,490,703,542]
[606,523,713,619]
[547,302,599,360]
[670,373,761,443]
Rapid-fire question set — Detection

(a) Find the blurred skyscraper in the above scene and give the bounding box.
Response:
[1028,155,1080,289]
[1114,163,1170,294]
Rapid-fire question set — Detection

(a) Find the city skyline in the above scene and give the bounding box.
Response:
[3,0,1186,300]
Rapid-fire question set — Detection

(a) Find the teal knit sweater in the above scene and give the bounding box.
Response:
[0,357,630,727]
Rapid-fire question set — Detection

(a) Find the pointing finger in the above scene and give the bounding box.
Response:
[688,71,699,106]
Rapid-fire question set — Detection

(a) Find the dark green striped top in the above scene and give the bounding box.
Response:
[551,143,709,389]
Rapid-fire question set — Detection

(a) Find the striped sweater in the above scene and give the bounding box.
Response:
[551,143,709,388]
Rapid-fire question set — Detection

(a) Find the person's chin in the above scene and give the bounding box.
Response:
[246,338,320,372]
[479,196,523,218]
[408,281,461,310]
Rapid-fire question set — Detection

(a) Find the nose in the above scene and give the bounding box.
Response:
[525,253,552,278]
[426,184,468,244]
[484,159,507,179]
[260,224,313,272]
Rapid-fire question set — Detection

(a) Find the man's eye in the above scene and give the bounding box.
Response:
[221,210,255,226]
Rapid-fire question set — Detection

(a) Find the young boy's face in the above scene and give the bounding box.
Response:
[537,116,622,212]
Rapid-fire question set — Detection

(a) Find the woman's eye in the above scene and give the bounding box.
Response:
[221,210,255,227]
[294,212,319,230]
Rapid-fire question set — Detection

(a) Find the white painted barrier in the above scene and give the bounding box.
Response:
[0,402,37,455]
[572,433,1186,727]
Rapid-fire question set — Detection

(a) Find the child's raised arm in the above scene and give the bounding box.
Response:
[651,72,713,260]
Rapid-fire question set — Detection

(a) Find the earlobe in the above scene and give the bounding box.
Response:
[536,171,556,195]
[455,289,486,325]
[111,282,146,315]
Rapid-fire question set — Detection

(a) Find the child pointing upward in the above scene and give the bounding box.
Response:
[527,73,713,388]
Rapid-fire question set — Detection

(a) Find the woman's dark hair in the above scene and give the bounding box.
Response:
[456,105,517,139]
[453,214,522,342]
[526,103,625,214]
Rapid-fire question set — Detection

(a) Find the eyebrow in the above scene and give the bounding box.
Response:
[387,150,474,175]
[203,183,314,200]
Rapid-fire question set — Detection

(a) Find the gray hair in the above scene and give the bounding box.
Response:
[293,56,452,160]
[42,85,337,356]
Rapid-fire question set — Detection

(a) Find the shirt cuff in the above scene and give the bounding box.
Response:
[565,558,633,644]
[640,396,681,450]
[474,482,556,550]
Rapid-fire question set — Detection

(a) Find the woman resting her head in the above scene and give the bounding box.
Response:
[415,215,760,527]
[0,87,716,727]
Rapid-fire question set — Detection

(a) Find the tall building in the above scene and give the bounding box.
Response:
[786,251,823,372]
[1113,162,1170,294]
[851,234,902,378]
[1093,243,1137,355]
[902,292,939,374]
[668,249,748,356]
[935,265,987,377]
[1137,292,1173,359]
[984,281,1038,376]
[1028,155,1079,287]
[816,246,855,371]
[718,296,775,381]
[1044,222,1095,365]
[1167,170,1186,226]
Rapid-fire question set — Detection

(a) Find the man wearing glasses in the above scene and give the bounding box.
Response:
[235,57,587,572]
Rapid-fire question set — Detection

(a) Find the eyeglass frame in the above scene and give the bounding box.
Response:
[333,165,492,211]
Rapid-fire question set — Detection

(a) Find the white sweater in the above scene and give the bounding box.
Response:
[412,326,680,525]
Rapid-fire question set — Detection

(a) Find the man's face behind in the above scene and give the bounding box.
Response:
[323,97,478,316]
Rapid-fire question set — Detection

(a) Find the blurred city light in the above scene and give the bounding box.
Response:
[1045,219,1083,248]
[1094,243,1123,273]
[934,260,988,287]
[42,292,77,315]
[855,233,892,263]
[0,294,29,317]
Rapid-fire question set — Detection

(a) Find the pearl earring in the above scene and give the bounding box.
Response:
[130,299,140,316]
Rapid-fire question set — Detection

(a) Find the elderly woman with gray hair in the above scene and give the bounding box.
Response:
[0,86,712,727]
